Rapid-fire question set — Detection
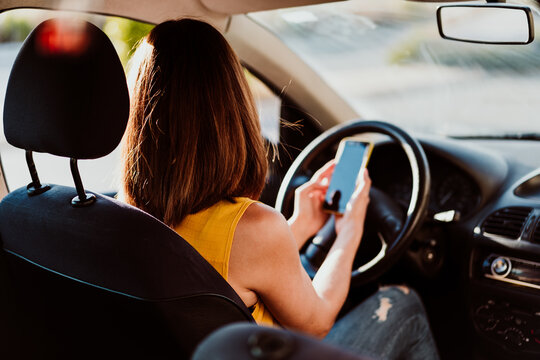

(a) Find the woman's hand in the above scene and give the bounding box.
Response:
[334,169,371,241]
[288,161,335,248]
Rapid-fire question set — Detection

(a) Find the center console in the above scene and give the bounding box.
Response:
[471,250,540,358]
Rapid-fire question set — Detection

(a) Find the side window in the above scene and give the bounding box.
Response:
[245,69,281,145]
[244,70,323,207]
[0,10,152,193]
[244,70,287,205]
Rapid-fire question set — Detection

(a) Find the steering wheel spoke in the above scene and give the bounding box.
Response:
[355,233,388,273]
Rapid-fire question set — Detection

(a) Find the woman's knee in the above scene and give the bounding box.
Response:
[379,285,427,318]
[379,284,417,301]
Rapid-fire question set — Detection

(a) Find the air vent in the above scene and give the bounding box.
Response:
[482,207,532,239]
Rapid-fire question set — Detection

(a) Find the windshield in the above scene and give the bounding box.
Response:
[250,0,540,136]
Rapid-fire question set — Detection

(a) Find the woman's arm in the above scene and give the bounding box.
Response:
[229,171,371,338]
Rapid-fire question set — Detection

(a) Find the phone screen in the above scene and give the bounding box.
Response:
[323,139,372,214]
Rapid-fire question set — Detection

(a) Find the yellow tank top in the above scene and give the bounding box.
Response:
[174,197,276,327]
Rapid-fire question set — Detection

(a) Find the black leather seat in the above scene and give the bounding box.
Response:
[193,323,368,360]
[0,19,252,359]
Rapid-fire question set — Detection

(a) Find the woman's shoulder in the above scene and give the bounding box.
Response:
[234,201,292,252]
[240,201,288,230]
[231,201,296,275]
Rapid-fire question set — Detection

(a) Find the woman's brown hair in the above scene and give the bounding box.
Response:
[121,19,268,227]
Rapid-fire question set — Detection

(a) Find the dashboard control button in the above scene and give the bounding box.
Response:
[503,328,526,348]
[475,304,498,332]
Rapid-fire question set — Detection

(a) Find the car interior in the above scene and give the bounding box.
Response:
[0,17,258,358]
[1,0,540,359]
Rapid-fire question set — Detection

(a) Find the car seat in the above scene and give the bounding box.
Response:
[193,323,369,360]
[0,18,253,359]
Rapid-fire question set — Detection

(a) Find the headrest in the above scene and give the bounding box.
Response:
[3,19,129,159]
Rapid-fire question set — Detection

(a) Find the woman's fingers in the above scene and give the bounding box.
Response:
[345,170,370,214]
[294,161,334,196]
[352,169,371,197]
[296,181,328,197]
[311,160,336,184]
[299,162,370,207]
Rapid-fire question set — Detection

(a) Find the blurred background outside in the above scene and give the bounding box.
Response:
[0,9,280,192]
[2,0,540,192]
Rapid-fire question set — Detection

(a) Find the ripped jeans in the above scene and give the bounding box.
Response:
[324,286,440,360]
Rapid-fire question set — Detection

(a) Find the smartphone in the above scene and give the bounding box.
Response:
[323,138,373,214]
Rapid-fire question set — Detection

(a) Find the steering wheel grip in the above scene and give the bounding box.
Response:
[276,120,431,286]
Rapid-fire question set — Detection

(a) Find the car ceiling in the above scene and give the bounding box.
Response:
[0,0,340,28]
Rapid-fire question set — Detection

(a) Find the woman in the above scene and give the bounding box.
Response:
[121,19,439,359]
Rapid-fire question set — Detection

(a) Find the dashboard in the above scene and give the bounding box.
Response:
[275,130,540,359]
[369,142,482,220]
[366,135,540,359]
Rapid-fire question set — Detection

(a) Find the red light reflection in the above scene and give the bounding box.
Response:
[36,19,90,56]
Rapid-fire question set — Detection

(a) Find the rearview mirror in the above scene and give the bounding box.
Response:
[437,4,534,45]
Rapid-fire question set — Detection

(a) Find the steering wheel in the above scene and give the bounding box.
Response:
[275,120,431,286]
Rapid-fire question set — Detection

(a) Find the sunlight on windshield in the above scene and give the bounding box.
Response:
[250,0,540,136]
